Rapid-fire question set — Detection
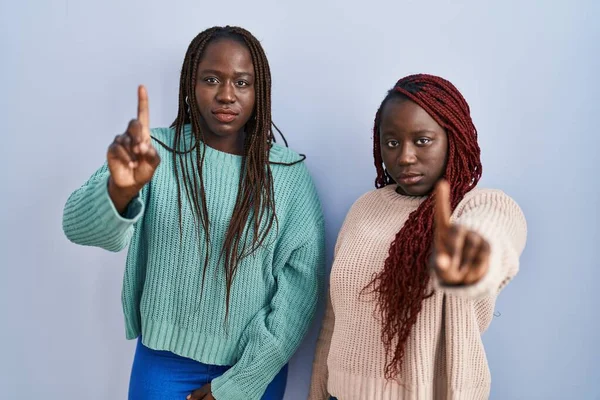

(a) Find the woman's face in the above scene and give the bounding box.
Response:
[379,97,448,196]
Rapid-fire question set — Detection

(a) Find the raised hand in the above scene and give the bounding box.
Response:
[432,180,490,286]
[107,85,160,213]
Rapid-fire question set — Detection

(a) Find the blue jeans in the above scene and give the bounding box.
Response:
[129,337,288,399]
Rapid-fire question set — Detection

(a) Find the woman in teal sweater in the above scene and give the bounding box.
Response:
[62,26,325,400]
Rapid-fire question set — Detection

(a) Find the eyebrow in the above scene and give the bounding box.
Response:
[380,128,439,136]
[411,129,439,135]
[197,69,254,77]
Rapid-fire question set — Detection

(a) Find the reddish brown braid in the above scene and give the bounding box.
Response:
[368,74,482,379]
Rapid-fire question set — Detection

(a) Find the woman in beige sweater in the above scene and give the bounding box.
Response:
[309,74,527,400]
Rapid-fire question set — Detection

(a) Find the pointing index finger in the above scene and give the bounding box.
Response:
[434,179,451,243]
[433,179,453,271]
[137,85,150,141]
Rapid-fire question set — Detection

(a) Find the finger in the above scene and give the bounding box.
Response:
[119,128,143,161]
[436,262,467,286]
[112,134,137,165]
[465,240,491,283]
[436,226,468,284]
[108,142,137,169]
[447,225,467,272]
[114,133,130,147]
[138,142,161,168]
[117,132,136,154]
[435,224,464,272]
[126,119,144,148]
[462,243,484,285]
[459,231,482,271]
[463,255,488,285]
[188,385,211,400]
[137,85,150,141]
[473,239,492,277]
[187,392,206,400]
[435,251,451,271]
[434,179,452,251]
[463,265,484,285]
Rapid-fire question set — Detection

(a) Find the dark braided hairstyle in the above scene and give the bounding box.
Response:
[368,74,482,379]
[152,26,303,319]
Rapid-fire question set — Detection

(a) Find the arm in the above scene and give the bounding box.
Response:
[307,206,353,400]
[308,292,335,400]
[62,85,159,253]
[62,164,145,252]
[433,187,528,298]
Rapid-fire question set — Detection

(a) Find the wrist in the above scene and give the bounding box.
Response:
[108,178,140,214]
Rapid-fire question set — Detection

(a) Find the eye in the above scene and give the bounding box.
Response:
[386,140,400,148]
[204,77,219,84]
[416,137,431,146]
[236,80,250,87]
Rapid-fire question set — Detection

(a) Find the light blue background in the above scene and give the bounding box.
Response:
[1,0,598,399]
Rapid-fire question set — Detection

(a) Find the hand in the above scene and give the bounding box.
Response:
[187,383,215,400]
[432,180,490,286]
[107,85,160,213]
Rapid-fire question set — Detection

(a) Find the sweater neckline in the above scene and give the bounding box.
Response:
[378,184,428,207]
[180,124,243,167]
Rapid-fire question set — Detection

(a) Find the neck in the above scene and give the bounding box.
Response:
[203,130,246,155]
[395,185,431,198]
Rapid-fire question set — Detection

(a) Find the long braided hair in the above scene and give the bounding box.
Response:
[368,74,482,379]
[152,26,302,319]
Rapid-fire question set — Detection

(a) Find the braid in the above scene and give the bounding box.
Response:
[368,74,482,379]
[159,26,298,320]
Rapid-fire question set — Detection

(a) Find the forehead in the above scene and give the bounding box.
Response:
[197,38,254,73]
[380,97,442,133]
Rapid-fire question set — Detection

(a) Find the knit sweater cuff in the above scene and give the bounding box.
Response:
[209,331,288,400]
[211,378,250,400]
[93,176,144,224]
[63,171,145,252]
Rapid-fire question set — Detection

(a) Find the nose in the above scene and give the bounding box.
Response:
[398,142,417,165]
[216,82,236,104]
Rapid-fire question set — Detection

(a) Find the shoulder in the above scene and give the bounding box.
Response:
[150,126,174,143]
[269,144,322,217]
[454,187,526,224]
[352,188,382,207]
[343,187,391,219]
[149,125,195,152]
[457,187,518,208]
[269,142,306,165]
[269,143,313,186]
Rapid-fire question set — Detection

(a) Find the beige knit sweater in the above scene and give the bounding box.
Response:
[309,185,527,400]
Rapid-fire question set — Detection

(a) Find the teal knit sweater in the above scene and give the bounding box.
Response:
[62,125,325,400]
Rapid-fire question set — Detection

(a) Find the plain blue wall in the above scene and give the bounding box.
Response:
[1,0,598,399]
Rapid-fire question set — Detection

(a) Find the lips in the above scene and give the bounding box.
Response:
[212,108,239,123]
[396,173,424,185]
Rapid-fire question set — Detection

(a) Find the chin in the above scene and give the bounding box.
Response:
[208,124,244,137]
[397,184,434,197]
